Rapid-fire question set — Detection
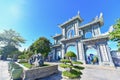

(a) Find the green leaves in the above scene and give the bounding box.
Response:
[109,19,120,51]
[60,59,71,63]
[62,69,81,79]
[0,29,25,47]
[59,64,72,68]
[29,37,51,57]
[0,29,25,59]
[65,51,76,58]
[72,61,83,64]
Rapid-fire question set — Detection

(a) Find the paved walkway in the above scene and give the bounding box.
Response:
[81,65,120,80]
[0,61,120,80]
[40,62,120,80]
[0,60,10,80]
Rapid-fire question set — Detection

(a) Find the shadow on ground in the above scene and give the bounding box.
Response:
[36,71,62,80]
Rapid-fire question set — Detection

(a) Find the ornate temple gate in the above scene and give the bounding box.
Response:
[51,12,114,66]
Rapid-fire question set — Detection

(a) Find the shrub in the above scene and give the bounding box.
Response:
[60,51,84,79]
[59,64,72,68]
[73,65,84,70]
[62,69,81,79]
[72,61,83,64]
[18,59,28,63]
[65,51,76,58]
[65,51,76,66]
[60,59,71,63]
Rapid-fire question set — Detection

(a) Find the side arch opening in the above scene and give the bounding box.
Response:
[85,47,99,65]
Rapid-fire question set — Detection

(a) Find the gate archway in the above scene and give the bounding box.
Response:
[85,46,99,65]
[66,44,77,60]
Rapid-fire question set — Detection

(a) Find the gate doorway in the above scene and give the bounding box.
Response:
[66,45,77,61]
[86,48,99,65]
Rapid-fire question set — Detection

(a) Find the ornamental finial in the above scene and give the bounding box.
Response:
[99,12,103,18]
[77,11,80,15]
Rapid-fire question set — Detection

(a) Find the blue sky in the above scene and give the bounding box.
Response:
[0,0,119,51]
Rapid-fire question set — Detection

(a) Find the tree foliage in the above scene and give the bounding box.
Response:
[0,29,25,47]
[29,37,51,57]
[109,19,120,51]
[65,51,76,58]
[65,51,76,67]
[18,49,32,60]
[0,29,25,59]
[2,45,18,55]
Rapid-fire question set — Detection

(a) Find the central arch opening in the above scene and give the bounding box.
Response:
[66,45,77,61]
[86,48,99,65]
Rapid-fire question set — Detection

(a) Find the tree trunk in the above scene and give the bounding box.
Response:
[69,57,73,66]
[69,57,73,72]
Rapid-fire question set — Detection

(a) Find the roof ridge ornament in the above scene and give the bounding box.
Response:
[108,25,114,32]
[77,11,80,15]
[94,16,99,20]
[99,12,103,19]
[99,12,104,25]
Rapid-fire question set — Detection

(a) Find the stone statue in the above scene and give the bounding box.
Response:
[29,53,44,67]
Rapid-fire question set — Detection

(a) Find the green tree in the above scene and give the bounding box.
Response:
[18,49,28,60]
[10,50,21,61]
[109,19,120,51]
[0,29,25,60]
[29,37,51,58]
[1,44,19,60]
[60,51,84,78]
[65,51,76,66]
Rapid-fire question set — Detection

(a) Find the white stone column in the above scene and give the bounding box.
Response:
[75,22,79,36]
[78,42,86,64]
[105,44,114,66]
[61,44,65,58]
[99,43,114,66]
[52,49,55,60]
[54,40,56,44]
[75,41,79,60]
[99,44,109,62]
[97,45,102,65]
[97,26,101,35]
[91,27,95,37]
[62,28,65,39]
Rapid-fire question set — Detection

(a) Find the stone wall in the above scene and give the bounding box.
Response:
[23,65,58,80]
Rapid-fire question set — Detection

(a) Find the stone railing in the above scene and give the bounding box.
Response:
[23,65,58,80]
